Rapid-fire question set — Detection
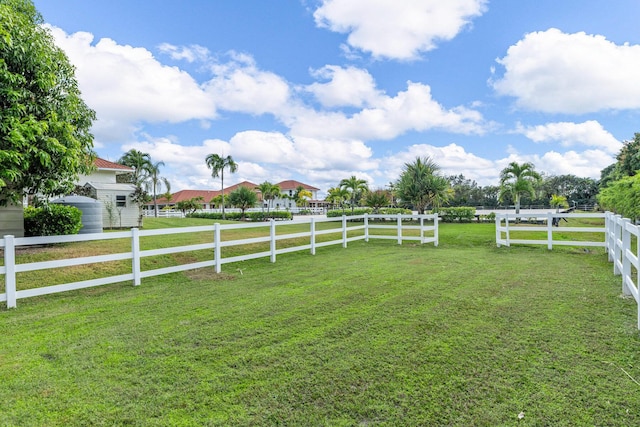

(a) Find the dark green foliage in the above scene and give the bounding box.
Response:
[597,174,640,220]
[0,0,96,206]
[436,206,476,222]
[23,204,82,236]
[326,207,412,217]
[228,186,258,219]
[188,210,292,221]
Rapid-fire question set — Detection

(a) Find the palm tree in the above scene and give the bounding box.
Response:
[340,176,369,213]
[325,187,349,213]
[293,185,312,208]
[498,162,542,214]
[255,181,281,217]
[205,154,238,220]
[365,189,391,214]
[145,160,171,217]
[394,156,450,214]
[118,149,151,186]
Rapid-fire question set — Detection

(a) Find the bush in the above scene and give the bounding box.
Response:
[187,210,292,221]
[24,204,83,237]
[326,208,372,217]
[378,208,413,215]
[436,207,476,223]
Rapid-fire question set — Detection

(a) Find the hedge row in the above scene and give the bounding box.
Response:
[326,207,413,217]
[187,211,293,221]
[434,207,476,222]
[24,205,82,237]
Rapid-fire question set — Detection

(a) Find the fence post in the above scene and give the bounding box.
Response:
[622,218,632,296]
[310,217,316,255]
[505,215,510,247]
[547,212,553,250]
[614,215,622,275]
[270,219,277,263]
[495,214,501,247]
[420,215,424,244]
[131,228,141,286]
[214,223,221,273]
[364,213,369,242]
[4,235,16,308]
[605,212,612,260]
[397,214,403,245]
[434,214,439,247]
[342,215,347,248]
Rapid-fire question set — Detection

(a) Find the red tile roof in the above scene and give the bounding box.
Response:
[151,181,261,205]
[94,157,133,171]
[276,180,320,191]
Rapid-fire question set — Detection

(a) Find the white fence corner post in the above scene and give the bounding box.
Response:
[505,215,510,247]
[342,215,347,248]
[614,215,622,275]
[214,222,221,273]
[4,235,16,308]
[270,219,277,263]
[310,217,316,255]
[622,218,631,296]
[131,228,141,286]
[434,214,439,247]
[420,215,424,244]
[397,214,402,245]
[364,213,369,242]
[495,214,501,247]
[547,212,553,250]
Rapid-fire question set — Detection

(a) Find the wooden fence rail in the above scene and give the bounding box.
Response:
[0,214,438,308]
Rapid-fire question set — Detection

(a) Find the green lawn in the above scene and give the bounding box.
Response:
[1,219,639,426]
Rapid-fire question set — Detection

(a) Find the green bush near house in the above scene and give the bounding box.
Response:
[23,204,82,237]
[326,207,412,217]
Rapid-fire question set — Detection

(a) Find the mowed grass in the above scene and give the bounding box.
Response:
[1,219,640,426]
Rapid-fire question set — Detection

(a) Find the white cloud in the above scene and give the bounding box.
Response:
[290,82,487,140]
[45,25,216,136]
[314,0,487,60]
[492,28,640,113]
[157,43,211,63]
[306,65,382,108]
[516,121,623,154]
[204,52,292,116]
[499,149,614,180]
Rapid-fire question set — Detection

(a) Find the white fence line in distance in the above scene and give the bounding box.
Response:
[0,213,438,309]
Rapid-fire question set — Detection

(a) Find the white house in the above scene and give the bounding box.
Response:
[78,158,140,228]
[271,180,321,210]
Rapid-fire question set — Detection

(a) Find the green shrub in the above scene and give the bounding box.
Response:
[378,208,413,215]
[24,204,83,237]
[436,207,476,223]
[187,210,292,221]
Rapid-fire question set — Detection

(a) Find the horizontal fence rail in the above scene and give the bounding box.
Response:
[1,214,438,308]
[495,212,606,249]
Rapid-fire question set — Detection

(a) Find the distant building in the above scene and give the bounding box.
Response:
[78,158,140,228]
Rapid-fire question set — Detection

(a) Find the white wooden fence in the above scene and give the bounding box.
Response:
[495,212,606,249]
[0,214,438,308]
[605,212,640,330]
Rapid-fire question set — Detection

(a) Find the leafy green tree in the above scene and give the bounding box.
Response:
[205,154,238,219]
[293,185,312,207]
[365,189,391,213]
[339,176,369,213]
[176,196,203,215]
[447,174,483,207]
[325,186,349,213]
[598,174,640,221]
[395,157,451,214]
[498,162,542,214]
[0,0,96,206]
[228,186,257,220]
[550,194,569,212]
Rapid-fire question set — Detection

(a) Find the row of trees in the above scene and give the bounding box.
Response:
[598,133,640,220]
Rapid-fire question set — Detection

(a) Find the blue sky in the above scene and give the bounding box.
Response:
[33,0,640,195]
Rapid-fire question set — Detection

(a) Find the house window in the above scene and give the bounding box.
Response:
[116,195,126,207]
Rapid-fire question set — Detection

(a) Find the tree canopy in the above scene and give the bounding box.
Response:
[0,0,96,206]
[498,162,542,214]
[395,156,451,214]
[205,153,238,219]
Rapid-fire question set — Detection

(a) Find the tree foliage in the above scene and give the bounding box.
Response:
[598,174,640,221]
[365,189,391,213]
[498,162,542,214]
[340,176,369,213]
[228,186,257,219]
[205,153,238,219]
[395,157,451,214]
[0,0,96,206]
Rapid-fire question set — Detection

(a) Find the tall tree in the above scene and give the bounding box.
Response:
[365,189,391,213]
[0,0,96,206]
[118,149,151,186]
[339,176,369,213]
[146,160,170,217]
[325,186,349,213]
[498,161,542,214]
[205,154,238,220]
[395,157,450,214]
